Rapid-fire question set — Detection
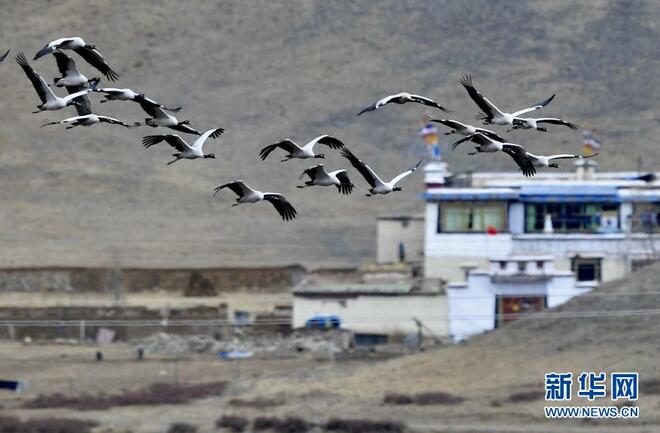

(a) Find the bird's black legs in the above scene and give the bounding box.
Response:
[167,157,181,165]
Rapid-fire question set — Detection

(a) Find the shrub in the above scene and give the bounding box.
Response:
[253,417,282,431]
[324,418,405,433]
[167,423,198,433]
[276,417,312,433]
[412,392,464,405]
[216,415,249,433]
[507,390,541,403]
[23,381,227,411]
[0,416,97,433]
[383,393,413,405]
[228,397,285,408]
[642,378,660,395]
[383,391,463,405]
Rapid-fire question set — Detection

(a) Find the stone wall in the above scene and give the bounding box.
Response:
[0,304,228,341]
[0,265,307,294]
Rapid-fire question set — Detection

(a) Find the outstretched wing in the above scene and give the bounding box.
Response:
[134,94,182,112]
[427,118,464,130]
[142,134,189,151]
[73,46,119,81]
[52,52,77,76]
[502,144,536,177]
[263,194,297,221]
[357,103,377,116]
[410,94,450,112]
[259,139,300,160]
[168,123,201,135]
[192,127,224,148]
[308,135,345,151]
[459,75,502,119]
[474,128,506,142]
[300,164,325,180]
[97,116,131,127]
[213,180,255,198]
[512,94,556,117]
[535,118,580,130]
[335,171,354,195]
[547,153,598,161]
[16,52,54,104]
[389,159,422,186]
[0,48,10,62]
[450,132,493,151]
[340,147,381,188]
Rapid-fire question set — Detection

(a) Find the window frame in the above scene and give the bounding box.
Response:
[571,256,602,282]
[524,202,620,234]
[436,201,509,234]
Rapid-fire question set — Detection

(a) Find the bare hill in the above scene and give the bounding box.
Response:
[1,0,658,267]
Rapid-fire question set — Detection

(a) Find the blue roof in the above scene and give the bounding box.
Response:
[519,185,619,203]
[422,189,519,201]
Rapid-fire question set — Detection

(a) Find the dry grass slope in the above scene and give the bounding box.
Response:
[0,0,658,268]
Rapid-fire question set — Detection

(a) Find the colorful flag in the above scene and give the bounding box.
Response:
[582,130,602,156]
[419,122,441,160]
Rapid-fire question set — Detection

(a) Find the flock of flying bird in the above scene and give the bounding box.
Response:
[1,37,596,221]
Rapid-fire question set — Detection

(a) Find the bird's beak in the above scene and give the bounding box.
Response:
[33,47,51,60]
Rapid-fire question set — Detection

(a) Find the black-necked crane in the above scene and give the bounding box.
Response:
[142,127,224,165]
[451,132,536,177]
[340,148,422,196]
[42,114,133,129]
[460,75,555,126]
[426,117,505,142]
[259,135,345,162]
[93,87,181,112]
[510,117,580,132]
[16,52,91,113]
[525,152,598,168]
[0,48,10,62]
[33,37,119,81]
[213,181,297,221]
[298,164,354,194]
[357,92,450,116]
[134,99,200,135]
[51,52,100,116]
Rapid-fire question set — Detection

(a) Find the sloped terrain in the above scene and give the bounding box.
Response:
[0,0,658,267]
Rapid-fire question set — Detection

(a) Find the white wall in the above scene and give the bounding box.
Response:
[293,294,448,336]
[377,218,424,264]
[447,274,495,341]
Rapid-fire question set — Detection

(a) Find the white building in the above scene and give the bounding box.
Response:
[447,255,588,341]
[292,282,447,337]
[424,160,660,285]
[376,215,424,264]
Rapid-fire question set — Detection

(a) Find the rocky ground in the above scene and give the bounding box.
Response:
[1,264,659,432]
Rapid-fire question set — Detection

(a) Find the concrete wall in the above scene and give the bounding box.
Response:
[293,294,448,336]
[0,265,306,294]
[377,217,424,264]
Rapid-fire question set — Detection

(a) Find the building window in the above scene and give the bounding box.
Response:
[437,201,507,233]
[571,257,602,282]
[536,261,544,270]
[524,203,620,233]
[631,203,660,233]
[499,261,507,270]
[517,261,526,273]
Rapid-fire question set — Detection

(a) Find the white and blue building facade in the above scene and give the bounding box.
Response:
[422,160,660,340]
[423,161,660,286]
